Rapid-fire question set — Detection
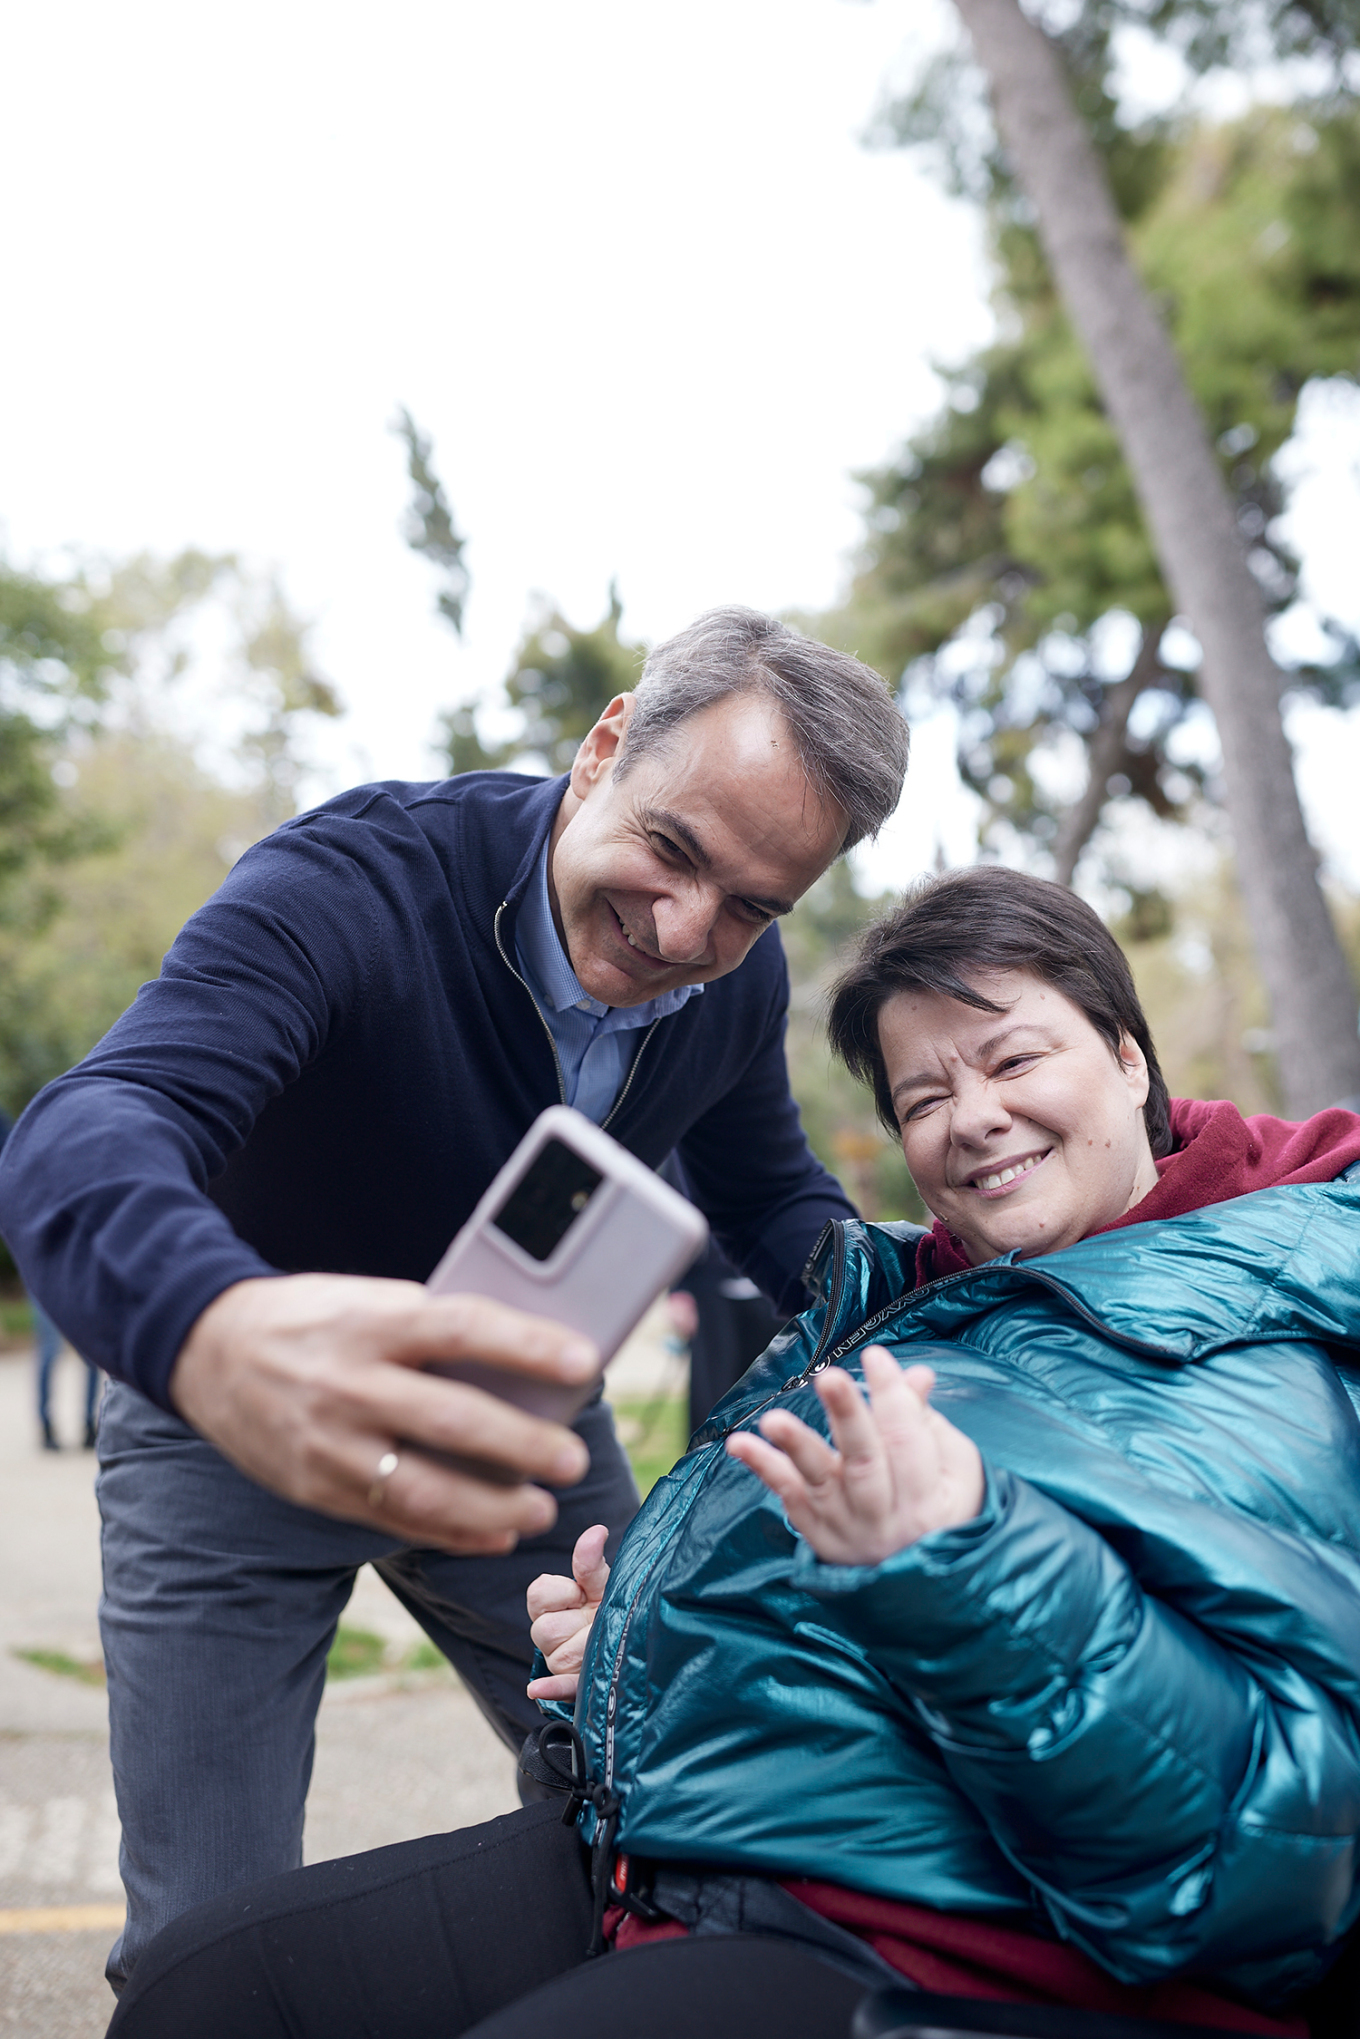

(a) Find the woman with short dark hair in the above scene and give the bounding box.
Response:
[109,872,1360,2039]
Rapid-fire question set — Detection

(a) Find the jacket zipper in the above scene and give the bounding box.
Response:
[592,1221,852,1803]
[588,1232,1184,1838]
[494,900,662,1132]
[795,1220,849,1380]
[822,1258,1181,1368]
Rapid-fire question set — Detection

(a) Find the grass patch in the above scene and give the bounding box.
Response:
[325,1628,454,1681]
[14,1646,105,1686]
[0,1297,33,1343]
[611,1395,690,1498]
[401,1639,446,1673]
[325,1627,388,1680]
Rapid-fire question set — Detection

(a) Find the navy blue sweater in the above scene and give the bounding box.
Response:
[0,772,853,1408]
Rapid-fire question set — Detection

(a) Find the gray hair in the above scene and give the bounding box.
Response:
[617,606,909,852]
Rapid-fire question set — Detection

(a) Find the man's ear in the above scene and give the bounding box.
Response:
[568,694,636,801]
[1117,1032,1151,1110]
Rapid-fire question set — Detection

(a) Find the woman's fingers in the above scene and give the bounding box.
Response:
[571,1524,611,1604]
[814,1365,895,1509]
[862,1349,932,1425]
[526,1570,585,1622]
[755,1406,839,1483]
[726,1429,811,1507]
[529,1605,593,1656]
[526,1671,579,1702]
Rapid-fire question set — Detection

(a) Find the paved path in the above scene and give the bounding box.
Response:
[0,1312,679,2037]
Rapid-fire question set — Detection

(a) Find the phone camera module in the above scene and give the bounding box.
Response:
[491,1138,604,1262]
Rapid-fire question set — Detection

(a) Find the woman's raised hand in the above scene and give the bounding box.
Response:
[725,1346,984,1568]
[525,1523,611,1702]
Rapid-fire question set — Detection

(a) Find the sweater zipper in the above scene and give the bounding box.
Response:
[494,900,662,1132]
[494,901,567,1104]
[600,1016,662,1135]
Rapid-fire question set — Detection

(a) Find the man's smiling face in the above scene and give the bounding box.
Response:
[877,968,1160,1264]
[547,691,847,1009]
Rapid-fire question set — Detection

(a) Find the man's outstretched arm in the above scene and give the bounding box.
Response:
[0,823,604,1550]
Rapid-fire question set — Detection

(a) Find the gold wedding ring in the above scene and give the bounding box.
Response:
[367,1450,400,1510]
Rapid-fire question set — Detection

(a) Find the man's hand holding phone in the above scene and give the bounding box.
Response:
[526,1524,611,1701]
[169,1273,601,1555]
[171,1109,706,1555]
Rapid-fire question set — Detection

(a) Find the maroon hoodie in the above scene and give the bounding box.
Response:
[914,1097,1360,1287]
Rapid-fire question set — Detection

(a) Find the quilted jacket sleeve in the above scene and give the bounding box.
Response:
[794,1465,1360,1996]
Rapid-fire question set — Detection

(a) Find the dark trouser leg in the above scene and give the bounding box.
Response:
[105,1801,595,2039]
[467,1936,866,2039]
[105,1804,866,2039]
[97,1383,637,1989]
[97,1383,401,1990]
[372,1393,638,1762]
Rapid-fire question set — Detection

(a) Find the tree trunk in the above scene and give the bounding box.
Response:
[951,0,1360,1114]
[1052,625,1163,888]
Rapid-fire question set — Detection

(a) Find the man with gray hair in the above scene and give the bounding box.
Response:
[0,606,908,1989]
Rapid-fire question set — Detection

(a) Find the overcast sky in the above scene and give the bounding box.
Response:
[5,0,1360,892]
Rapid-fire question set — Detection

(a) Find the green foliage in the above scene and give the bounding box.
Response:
[0,551,336,1117]
[781,863,929,1225]
[394,408,470,637]
[233,577,343,827]
[499,584,644,773]
[0,557,131,923]
[392,416,643,777]
[1118,860,1284,1111]
[435,585,645,777]
[1050,2,1360,79]
[0,729,272,1115]
[824,96,1360,874]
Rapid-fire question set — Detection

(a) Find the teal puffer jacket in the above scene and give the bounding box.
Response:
[569,1178,1360,2007]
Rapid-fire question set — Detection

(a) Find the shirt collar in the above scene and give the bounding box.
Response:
[516,833,703,1023]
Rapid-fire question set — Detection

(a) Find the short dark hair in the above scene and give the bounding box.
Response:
[827,866,1172,1155]
[618,606,910,853]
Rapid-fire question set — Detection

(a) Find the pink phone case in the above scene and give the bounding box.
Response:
[424,1106,709,1423]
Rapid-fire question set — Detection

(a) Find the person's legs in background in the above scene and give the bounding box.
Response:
[82,1353,103,1449]
[32,1299,62,1450]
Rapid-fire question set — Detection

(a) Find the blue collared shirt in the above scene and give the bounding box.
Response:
[514,837,702,1124]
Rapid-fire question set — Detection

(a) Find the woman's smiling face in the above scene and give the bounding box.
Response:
[877,969,1161,1265]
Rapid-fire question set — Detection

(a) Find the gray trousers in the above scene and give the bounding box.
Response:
[95,1379,638,1991]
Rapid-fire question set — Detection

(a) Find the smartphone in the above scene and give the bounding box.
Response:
[425,1106,709,1424]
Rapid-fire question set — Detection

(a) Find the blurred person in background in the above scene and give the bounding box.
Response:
[0,607,908,1994]
[671,1239,785,1440]
[33,1299,101,1452]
